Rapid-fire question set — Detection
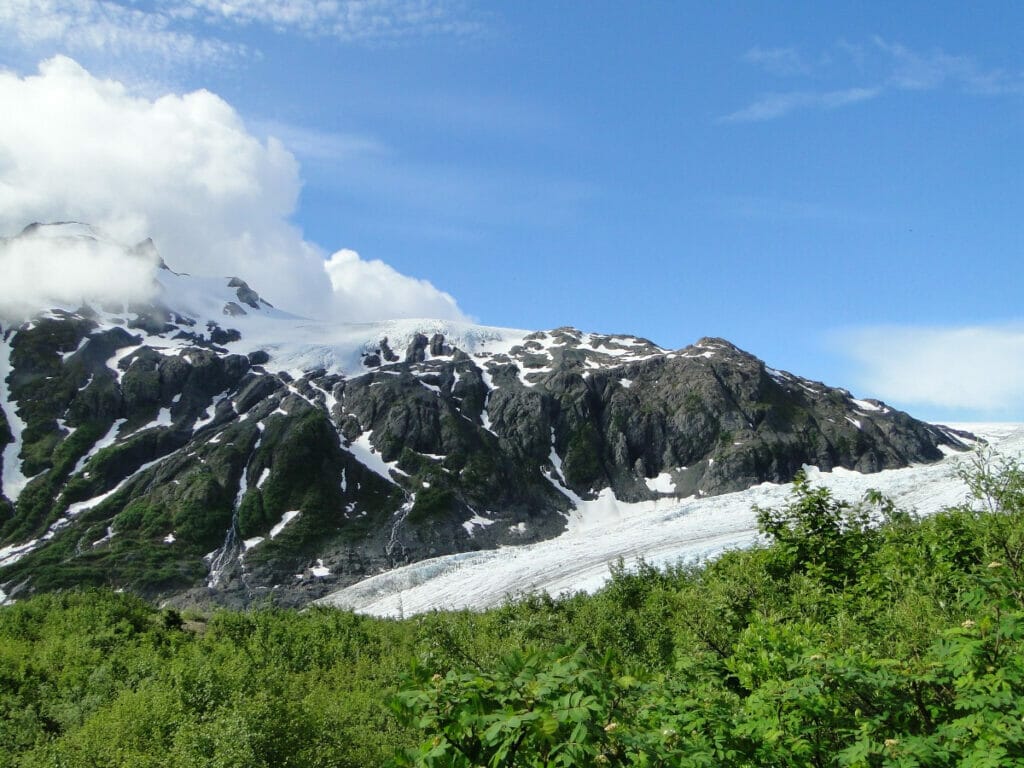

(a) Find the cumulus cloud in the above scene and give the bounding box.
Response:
[0,56,467,323]
[0,55,331,315]
[0,226,160,320]
[837,324,1024,414]
[325,249,464,322]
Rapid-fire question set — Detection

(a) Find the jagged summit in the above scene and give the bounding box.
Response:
[0,224,974,608]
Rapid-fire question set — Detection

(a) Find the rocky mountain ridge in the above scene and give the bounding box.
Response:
[0,224,971,607]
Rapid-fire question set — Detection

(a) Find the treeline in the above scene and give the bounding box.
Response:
[1,455,1023,766]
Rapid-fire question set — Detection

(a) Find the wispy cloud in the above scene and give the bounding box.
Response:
[316,149,598,243]
[725,38,1024,123]
[835,323,1024,415]
[709,194,888,226]
[874,37,1024,95]
[0,0,246,66]
[176,0,487,42]
[720,86,880,123]
[742,46,808,76]
[253,120,389,164]
[0,0,485,71]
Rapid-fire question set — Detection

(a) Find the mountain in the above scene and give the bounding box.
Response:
[0,224,971,607]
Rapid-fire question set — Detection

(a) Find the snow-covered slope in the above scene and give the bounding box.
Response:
[4,224,740,384]
[156,263,533,378]
[3,222,532,383]
[318,423,1024,617]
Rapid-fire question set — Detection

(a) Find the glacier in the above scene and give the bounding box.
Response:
[318,423,1024,617]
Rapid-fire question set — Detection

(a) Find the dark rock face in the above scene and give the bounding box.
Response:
[0,311,972,609]
[227,277,266,310]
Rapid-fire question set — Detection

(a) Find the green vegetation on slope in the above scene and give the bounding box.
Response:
[1,453,1023,766]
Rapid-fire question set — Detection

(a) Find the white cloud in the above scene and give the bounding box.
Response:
[725,38,1024,123]
[742,46,807,76]
[0,56,467,324]
[0,0,482,67]
[0,0,245,66]
[325,249,466,322]
[178,0,486,42]
[0,226,160,320]
[252,120,388,164]
[873,37,1024,95]
[719,86,879,123]
[838,324,1024,413]
[0,55,330,314]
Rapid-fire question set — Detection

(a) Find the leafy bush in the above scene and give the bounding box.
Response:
[3,451,1024,767]
[755,470,901,586]
[409,485,456,522]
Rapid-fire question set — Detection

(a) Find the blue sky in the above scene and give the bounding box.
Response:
[1,1,1023,421]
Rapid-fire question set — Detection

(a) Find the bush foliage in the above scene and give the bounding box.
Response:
[2,455,1024,766]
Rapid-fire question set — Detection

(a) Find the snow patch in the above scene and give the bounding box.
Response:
[644,472,676,494]
[0,335,31,501]
[0,538,39,568]
[61,335,90,361]
[462,512,496,537]
[852,398,887,413]
[104,343,144,382]
[193,391,231,431]
[72,418,126,476]
[92,526,115,547]
[346,432,405,484]
[545,430,583,508]
[47,454,168,540]
[270,510,300,538]
[479,406,496,434]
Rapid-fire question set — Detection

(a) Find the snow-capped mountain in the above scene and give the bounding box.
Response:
[0,224,972,607]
